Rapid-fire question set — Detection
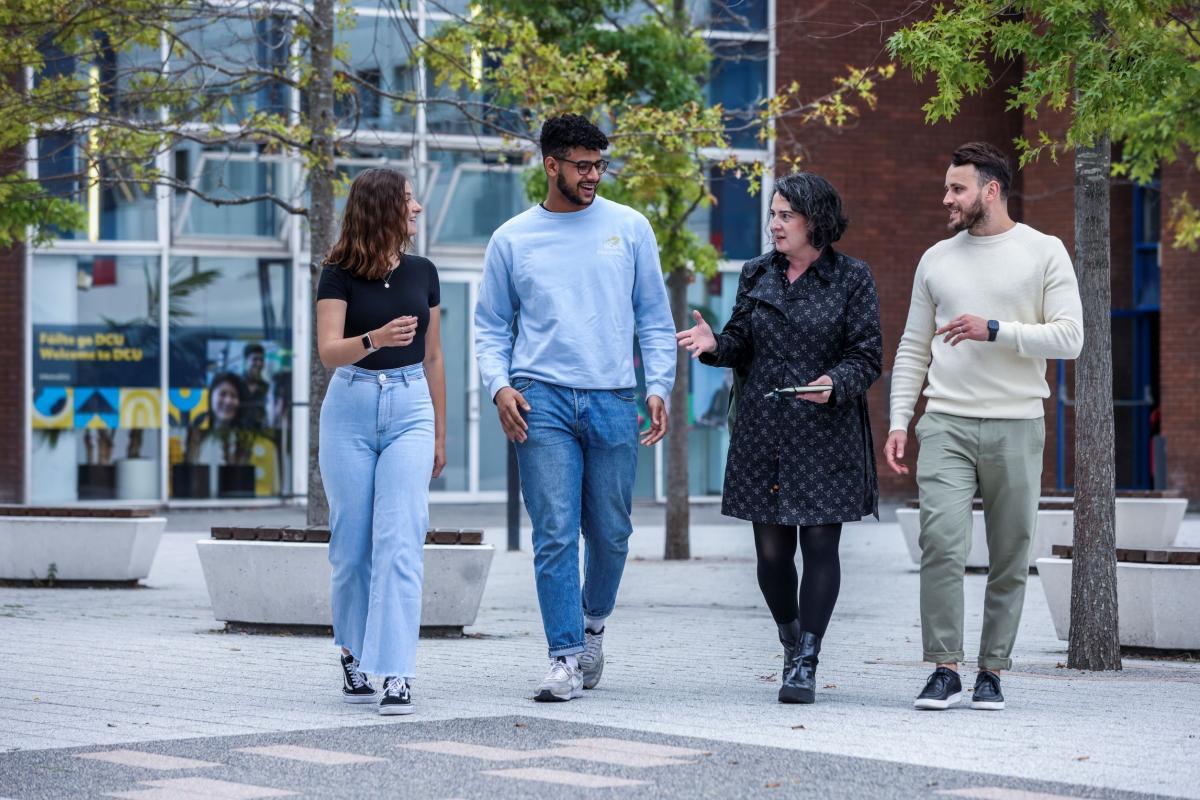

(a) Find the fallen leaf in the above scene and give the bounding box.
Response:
[791,725,806,730]
[514,722,527,728]
[765,782,781,788]
[823,684,837,689]
[1056,662,1067,669]
[106,723,116,728]
[1075,756,1089,761]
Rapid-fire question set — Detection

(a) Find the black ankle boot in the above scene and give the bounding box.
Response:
[779,631,821,704]
[776,620,802,683]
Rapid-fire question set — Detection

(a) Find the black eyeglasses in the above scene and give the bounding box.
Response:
[554,157,610,176]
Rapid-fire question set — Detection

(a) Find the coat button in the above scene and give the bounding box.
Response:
[771,484,780,492]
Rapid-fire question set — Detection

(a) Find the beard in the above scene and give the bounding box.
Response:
[949,196,986,232]
[556,170,592,207]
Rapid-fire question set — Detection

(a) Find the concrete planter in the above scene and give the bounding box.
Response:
[196,539,494,630]
[897,507,1073,569]
[1113,498,1188,549]
[0,515,166,583]
[898,496,1188,568]
[1036,557,1200,649]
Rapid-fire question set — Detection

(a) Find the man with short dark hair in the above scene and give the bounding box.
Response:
[241,342,268,429]
[884,142,1083,711]
[475,114,675,702]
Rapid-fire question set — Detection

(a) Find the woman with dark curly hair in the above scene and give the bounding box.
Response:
[677,172,882,705]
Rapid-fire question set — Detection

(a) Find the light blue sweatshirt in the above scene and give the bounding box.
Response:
[474,195,677,402]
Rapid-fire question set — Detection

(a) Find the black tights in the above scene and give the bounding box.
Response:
[752,522,843,637]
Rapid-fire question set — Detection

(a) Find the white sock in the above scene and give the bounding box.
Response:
[562,655,579,670]
[584,616,606,634]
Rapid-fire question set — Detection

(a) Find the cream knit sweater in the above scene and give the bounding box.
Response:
[889,223,1084,433]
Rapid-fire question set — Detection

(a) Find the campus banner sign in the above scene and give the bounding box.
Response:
[31,324,161,430]
[32,324,160,389]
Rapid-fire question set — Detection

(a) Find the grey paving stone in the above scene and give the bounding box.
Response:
[1,513,1198,799]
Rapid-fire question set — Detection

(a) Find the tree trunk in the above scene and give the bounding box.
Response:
[664,267,690,560]
[306,0,337,527]
[1068,134,1122,671]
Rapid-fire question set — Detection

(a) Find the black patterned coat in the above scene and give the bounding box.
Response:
[700,248,882,525]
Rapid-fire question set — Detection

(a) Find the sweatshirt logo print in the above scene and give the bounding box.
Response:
[596,235,622,254]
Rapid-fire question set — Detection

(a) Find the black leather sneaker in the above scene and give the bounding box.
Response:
[971,670,1005,710]
[340,653,376,704]
[379,676,414,716]
[914,666,963,710]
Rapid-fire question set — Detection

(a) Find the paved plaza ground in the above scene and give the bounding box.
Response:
[1,505,1198,799]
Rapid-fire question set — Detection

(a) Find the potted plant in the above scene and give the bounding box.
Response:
[171,422,211,499]
[217,427,258,498]
[78,429,117,499]
[116,428,158,500]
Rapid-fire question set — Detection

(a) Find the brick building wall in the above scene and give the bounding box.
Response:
[773,0,1170,502]
[0,243,24,502]
[775,0,1024,501]
[1160,158,1200,504]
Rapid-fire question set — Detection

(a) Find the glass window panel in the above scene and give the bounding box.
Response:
[478,369,510,490]
[707,40,768,148]
[167,257,292,499]
[337,11,418,132]
[172,143,289,241]
[698,0,767,31]
[711,168,763,260]
[423,150,530,249]
[423,21,523,137]
[685,168,765,261]
[431,281,470,492]
[174,13,291,123]
[657,270,739,496]
[36,135,158,241]
[30,254,163,503]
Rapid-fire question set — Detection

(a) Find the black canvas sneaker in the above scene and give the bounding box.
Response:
[379,676,414,716]
[340,653,376,703]
[913,666,963,710]
[971,670,1005,710]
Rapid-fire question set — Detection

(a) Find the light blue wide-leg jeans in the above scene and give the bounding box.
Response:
[319,364,434,678]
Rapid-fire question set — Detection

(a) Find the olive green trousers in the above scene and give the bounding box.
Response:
[915,412,1045,671]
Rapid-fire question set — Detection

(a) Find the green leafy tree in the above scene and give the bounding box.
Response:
[422,0,890,557]
[2,0,354,524]
[889,1,1200,670]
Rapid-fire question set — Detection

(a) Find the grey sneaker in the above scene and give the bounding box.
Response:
[580,628,605,690]
[534,658,583,702]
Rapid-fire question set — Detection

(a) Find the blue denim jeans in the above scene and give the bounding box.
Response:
[319,364,434,677]
[512,378,640,657]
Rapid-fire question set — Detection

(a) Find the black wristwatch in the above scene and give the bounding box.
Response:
[361,332,377,353]
[987,320,999,342]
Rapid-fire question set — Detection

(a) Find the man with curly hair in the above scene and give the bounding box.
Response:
[475,114,675,702]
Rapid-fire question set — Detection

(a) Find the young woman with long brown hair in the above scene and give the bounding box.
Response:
[315,167,446,715]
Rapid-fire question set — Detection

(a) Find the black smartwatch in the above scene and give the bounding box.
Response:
[987,319,999,342]
[361,332,377,353]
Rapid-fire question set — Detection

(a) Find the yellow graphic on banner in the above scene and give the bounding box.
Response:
[169,388,209,427]
[119,389,162,429]
[32,387,73,429]
[252,437,279,497]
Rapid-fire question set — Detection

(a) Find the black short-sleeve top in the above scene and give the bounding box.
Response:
[316,254,441,370]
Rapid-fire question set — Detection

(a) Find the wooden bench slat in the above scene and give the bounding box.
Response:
[0,505,157,519]
[1046,544,1200,565]
[211,525,483,545]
